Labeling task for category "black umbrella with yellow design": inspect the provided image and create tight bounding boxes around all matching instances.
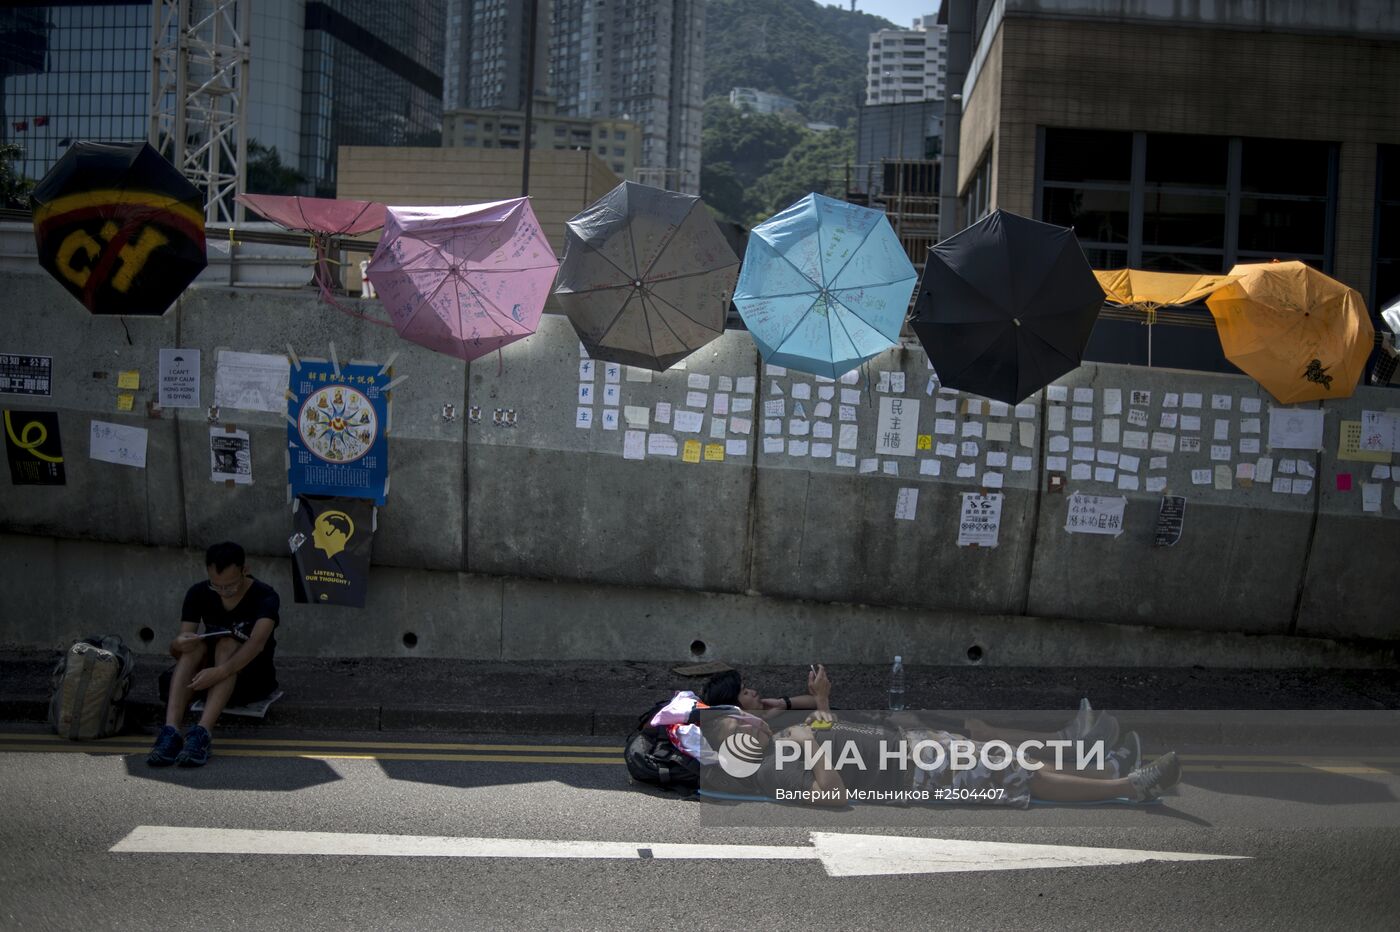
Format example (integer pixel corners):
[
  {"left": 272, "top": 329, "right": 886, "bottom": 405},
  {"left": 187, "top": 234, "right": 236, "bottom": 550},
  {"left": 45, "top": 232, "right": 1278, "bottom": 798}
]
[{"left": 30, "top": 141, "right": 206, "bottom": 316}]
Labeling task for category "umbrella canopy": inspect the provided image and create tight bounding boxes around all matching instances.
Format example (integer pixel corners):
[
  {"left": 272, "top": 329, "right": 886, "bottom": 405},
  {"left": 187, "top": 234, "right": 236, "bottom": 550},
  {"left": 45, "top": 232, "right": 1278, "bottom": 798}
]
[
  {"left": 1206, "top": 260, "right": 1374, "bottom": 404},
  {"left": 1095, "top": 269, "right": 1235, "bottom": 312},
  {"left": 239, "top": 193, "right": 386, "bottom": 296},
  {"left": 910, "top": 209, "right": 1104, "bottom": 405},
  {"left": 30, "top": 140, "right": 206, "bottom": 315},
  {"left": 366, "top": 198, "right": 558, "bottom": 362},
  {"left": 554, "top": 181, "right": 739, "bottom": 370},
  {"left": 733, "top": 193, "right": 916, "bottom": 379}
]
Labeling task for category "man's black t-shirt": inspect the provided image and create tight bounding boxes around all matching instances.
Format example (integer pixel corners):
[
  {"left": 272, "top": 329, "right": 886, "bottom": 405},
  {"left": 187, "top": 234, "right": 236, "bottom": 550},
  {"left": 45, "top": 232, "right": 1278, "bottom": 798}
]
[{"left": 181, "top": 579, "right": 280, "bottom": 696}]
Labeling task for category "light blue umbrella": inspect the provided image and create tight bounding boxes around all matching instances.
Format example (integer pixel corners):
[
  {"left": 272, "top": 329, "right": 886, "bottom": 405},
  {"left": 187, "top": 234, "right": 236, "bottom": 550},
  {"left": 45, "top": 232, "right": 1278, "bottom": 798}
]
[{"left": 734, "top": 193, "right": 917, "bottom": 378}]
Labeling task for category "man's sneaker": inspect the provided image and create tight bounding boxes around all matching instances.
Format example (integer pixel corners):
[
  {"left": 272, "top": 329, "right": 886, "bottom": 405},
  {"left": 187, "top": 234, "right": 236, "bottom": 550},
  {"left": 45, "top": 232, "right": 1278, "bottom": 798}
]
[
  {"left": 1109, "top": 731, "right": 1142, "bottom": 778},
  {"left": 146, "top": 725, "right": 184, "bottom": 767},
  {"left": 1058, "top": 698, "right": 1093, "bottom": 741},
  {"left": 175, "top": 725, "right": 212, "bottom": 767},
  {"left": 1128, "top": 751, "right": 1182, "bottom": 801}
]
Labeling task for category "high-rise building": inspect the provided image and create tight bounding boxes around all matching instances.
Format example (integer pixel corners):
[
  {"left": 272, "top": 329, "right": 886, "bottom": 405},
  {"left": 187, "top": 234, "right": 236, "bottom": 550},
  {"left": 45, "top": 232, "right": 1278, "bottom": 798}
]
[
  {"left": 443, "top": 96, "right": 639, "bottom": 179},
  {"left": 865, "top": 14, "right": 947, "bottom": 105},
  {"left": 548, "top": 0, "right": 704, "bottom": 193},
  {"left": 443, "top": 0, "right": 548, "bottom": 112},
  {"left": 0, "top": 1, "right": 445, "bottom": 201},
  {"left": 300, "top": 1, "right": 446, "bottom": 196}
]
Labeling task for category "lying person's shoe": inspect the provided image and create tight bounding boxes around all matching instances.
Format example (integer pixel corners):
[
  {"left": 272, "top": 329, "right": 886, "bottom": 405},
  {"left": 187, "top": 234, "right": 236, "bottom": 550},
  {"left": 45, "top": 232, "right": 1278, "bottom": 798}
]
[
  {"left": 1128, "top": 751, "right": 1182, "bottom": 801},
  {"left": 146, "top": 725, "right": 184, "bottom": 767},
  {"left": 1109, "top": 731, "right": 1141, "bottom": 778},
  {"left": 1080, "top": 711, "right": 1120, "bottom": 753},
  {"left": 176, "top": 725, "right": 212, "bottom": 767},
  {"left": 1058, "top": 698, "right": 1093, "bottom": 740}
]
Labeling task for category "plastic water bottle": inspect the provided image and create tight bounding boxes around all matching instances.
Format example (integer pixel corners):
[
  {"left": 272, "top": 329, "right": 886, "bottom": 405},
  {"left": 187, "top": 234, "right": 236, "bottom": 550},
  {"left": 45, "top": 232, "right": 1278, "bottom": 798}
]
[{"left": 888, "top": 655, "right": 906, "bottom": 711}]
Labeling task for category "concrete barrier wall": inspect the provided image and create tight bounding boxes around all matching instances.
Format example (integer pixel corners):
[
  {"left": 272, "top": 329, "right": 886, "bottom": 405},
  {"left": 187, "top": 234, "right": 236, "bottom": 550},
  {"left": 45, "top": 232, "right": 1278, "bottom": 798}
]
[{"left": 2, "top": 270, "right": 1398, "bottom": 652}]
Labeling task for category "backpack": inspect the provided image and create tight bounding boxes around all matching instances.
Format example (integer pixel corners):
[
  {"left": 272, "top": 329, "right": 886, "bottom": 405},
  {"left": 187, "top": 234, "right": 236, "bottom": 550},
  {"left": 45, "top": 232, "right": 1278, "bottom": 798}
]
[
  {"left": 48, "top": 636, "right": 136, "bottom": 740},
  {"left": 624, "top": 699, "right": 703, "bottom": 792}
]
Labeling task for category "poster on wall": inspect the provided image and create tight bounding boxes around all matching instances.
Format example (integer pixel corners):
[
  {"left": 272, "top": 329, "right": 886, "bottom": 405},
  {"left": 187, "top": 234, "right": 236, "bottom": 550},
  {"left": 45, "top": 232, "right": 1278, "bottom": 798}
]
[
  {"left": 289, "top": 495, "right": 374, "bottom": 607},
  {"left": 287, "top": 359, "right": 390, "bottom": 504},
  {"left": 209, "top": 427, "right": 252, "bottom": 485},
  {"left": 1064, "top": 491, "right": 1126, "bottom": 537},
  {"left": 0, "top": 354, "right": 52, "bottom": 396},
  {"left": 158, "top": 348, "right": 201, "bottom": 408},
  {"left": 4, "top": 409, "right": 65, "bottom": 485},
  {"left": 957, "top": 492, "right": 1002, "bottom": 547}
]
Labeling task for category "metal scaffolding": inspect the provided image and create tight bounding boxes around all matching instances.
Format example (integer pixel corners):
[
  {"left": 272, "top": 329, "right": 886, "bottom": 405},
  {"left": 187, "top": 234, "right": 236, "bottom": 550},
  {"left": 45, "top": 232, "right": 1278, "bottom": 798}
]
[{"left": 149, "top": 0, "right": 249, "bottom": 223}]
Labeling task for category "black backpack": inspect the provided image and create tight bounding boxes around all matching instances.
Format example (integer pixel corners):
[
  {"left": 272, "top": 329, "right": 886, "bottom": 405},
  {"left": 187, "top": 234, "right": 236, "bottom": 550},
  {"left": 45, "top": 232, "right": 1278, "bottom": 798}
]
[{"left": 624, "top": 699, "right": 704, "bottom": 792}]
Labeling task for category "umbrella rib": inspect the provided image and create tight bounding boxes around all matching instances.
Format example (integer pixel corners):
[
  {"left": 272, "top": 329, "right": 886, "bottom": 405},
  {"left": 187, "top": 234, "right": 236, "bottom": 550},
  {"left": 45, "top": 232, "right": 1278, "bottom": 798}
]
[
  {"left": 647, "top": 262, "right": 739, "bottom": 285},
  {"left": 397, "top": 268, "right": 460, "bottom": 337},
  {"left": 637, "top": 198, "right": 699, "bottom": 283},
  {"left": 830, "top": 278, "right": 916, "bottom": 335},
  {"left": 460, "top": 274, "right": 526, "bottom": 336},
  {"left": 752, "top": 232, "right": 826, "bottom": 292},
  {"left": 592, "top": 292, "right": 641, "bottom": 348},
  {"left": 822, "top": 217, "right": 885, "bottom": 289},
  {"left": 575, "top": 239, "right": 638, "bottom": 287},
  {"left": 647, "top": 288, "right": 724, "bottom": 335},
  {"left": 770, "top": 295, "right": 823, "bottom": 357},
  {"left": 643, "top": 293, "right": 691, "bottom": 356}
]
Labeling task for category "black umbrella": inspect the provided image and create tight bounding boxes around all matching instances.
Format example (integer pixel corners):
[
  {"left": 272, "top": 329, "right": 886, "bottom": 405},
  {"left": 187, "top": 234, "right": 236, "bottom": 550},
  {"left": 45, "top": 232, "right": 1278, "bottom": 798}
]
[
  {"left": 30, "top": 141, "right": 206, "bottom": 316},
  {"left": 911, "top": 209, "right": 1104, "bottom": 405}
]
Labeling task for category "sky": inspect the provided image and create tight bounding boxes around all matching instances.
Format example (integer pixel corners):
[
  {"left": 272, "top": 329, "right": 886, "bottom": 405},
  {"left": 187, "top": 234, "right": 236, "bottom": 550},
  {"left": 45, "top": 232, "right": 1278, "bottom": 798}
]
[{"left": 833, "top": 0, "right": 941, "bottom": 28}]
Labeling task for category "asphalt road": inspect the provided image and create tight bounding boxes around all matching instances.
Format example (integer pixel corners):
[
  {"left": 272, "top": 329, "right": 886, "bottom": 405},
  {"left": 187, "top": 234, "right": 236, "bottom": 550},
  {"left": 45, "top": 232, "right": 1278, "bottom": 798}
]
[{"left": 2, "top": 725, "right": 1398, "bottom": 931}]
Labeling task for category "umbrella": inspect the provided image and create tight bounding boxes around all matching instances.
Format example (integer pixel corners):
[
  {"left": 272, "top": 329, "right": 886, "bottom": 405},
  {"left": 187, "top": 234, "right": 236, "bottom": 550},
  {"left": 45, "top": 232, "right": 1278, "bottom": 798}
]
[
  {"left": 1094, "top": 268, "right": 1236, "bottom": 366},
  {"left": 554, "top": 181, "right": 739, "bottom": 370},
  {"left": 910, "top": 209, "right": 1104, "bottom": 405},
  {"left": 733, "top": 193, "right": 916, "bottom": 379},
  {"left": 366, "top": 198, "right": 558, "bottom": 362},
  {"left": 30, "top": 140, "right": 206, "bottom": 315},
  {"left": 1205, "top": 260, "right": 1374, "bottom": 404},
  {"left": 237, "top": 193, "right": 386, "bottom": 297}
]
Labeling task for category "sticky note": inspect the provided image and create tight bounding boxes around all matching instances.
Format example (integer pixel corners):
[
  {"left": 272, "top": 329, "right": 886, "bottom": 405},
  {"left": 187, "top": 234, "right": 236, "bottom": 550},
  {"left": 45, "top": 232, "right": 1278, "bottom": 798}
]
[
  {"left": 704, "top": 443, "right": 725, "bottom": 462},
  {"left": 682, "top": 440, "right": 702, "bottom": 463},
  {"left": 117, "top": 370, "right": 140, "bottom": 390},
  {"left": 116, "top": 393, "right": 135, "bottom": 411}
]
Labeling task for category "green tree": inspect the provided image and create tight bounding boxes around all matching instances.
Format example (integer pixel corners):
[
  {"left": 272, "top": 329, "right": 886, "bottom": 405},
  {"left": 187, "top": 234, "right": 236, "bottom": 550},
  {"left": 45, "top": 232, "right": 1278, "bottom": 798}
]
[
  {"left": 704, "top": 0, "right": 894, "bottom": 129},
  {"left": 748, "top": 126, "right": 856, "bottom": 224},
  {"left": 0, "top": 142, "right": 33, "bottom": 210},
  {"left": 245, "top": 140, "right": 306, "bottom": 195},
  {"left": 700, "top": 101, "right": 807, "bottom": 224}
]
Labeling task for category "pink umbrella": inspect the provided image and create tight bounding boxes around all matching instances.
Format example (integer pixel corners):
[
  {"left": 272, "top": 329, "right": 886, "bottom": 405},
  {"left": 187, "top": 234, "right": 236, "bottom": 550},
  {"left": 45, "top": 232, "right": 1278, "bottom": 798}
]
[
  {"left": 366, "top": 199, "right": 558, "bottom": 361},
  {"left": 237, "top": 194, "right": 387, "bottom": 296}
]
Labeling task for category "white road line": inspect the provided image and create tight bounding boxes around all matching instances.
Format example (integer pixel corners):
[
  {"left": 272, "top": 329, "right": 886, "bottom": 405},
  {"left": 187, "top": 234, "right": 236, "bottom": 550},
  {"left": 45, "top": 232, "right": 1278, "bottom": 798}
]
[{"left": 110, "top": 826, "right": 1248, "bottom": 877}]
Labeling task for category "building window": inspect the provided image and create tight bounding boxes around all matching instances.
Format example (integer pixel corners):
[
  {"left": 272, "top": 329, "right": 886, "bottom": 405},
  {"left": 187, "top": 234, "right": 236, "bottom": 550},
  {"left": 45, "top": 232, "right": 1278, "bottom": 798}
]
[
  {"left": 963, "top": 149, "right": 992, "bottom": 226},
  {"left": 1038, "top": 128, "right": 1335, "bottom": 275},
  {"left": 1376, "top": 145, "right": 1400, "bottom": 317}
]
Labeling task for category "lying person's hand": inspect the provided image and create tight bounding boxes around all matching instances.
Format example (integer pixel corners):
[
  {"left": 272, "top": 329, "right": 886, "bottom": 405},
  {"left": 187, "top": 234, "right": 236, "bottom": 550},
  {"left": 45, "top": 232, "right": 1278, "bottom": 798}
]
[
  {"left": 808, "top": 663, "right": 831, "bottom": 701},
  {"left": 805, "top": 710, "right": 834, "bottom": 727}
]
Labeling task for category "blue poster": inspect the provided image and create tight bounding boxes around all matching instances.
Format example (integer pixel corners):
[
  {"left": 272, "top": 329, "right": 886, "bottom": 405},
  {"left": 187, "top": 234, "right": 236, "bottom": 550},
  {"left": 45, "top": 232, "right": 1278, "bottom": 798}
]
[{"left": 287, "top": 360, "right": 390, "bottom": 504}]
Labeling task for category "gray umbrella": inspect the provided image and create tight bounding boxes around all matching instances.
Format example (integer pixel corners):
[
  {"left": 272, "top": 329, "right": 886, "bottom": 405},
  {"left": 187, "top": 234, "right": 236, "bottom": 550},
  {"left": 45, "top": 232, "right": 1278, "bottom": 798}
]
[{"left": 555, "top": 181, "right": 740, "bottom": 370}]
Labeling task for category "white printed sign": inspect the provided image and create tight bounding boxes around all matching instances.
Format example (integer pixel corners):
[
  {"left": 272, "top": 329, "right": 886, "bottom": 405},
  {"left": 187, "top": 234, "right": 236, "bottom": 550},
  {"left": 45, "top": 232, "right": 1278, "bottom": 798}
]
[
  {"left": 1064, "top": 492, "right": 1126, "bottom": 537},
  {"left": 875, "top": 397, "right": 920, "bottom": 457},
  {"left": 957, "top": 492, "right": 1003, "bottom": 547},
  {"left": 158, "top": 348, "right": 201, "bottom": 408}
]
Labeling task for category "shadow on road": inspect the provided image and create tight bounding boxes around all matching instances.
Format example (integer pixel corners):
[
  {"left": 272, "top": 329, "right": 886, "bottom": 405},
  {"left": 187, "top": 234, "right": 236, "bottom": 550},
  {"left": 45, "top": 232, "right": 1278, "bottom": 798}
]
[{"left": 122, "top": 754, "right": 343, "bottom": 792}]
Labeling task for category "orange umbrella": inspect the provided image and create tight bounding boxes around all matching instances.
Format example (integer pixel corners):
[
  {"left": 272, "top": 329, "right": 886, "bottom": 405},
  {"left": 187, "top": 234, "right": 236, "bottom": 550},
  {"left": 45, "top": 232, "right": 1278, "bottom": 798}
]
[
  {"left": 1094, "top": 269, "right": 1236, "bottom": 365},
  {"left": 1205, "top": 260, "right": 1374, "bottom": 404}
]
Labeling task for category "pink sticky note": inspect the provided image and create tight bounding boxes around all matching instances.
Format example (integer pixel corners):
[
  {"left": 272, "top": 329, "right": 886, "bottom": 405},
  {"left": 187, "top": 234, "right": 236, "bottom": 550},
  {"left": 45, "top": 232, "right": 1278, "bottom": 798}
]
[{"left": 1336, "top": 473, "right": 1353, "bottom": 492}]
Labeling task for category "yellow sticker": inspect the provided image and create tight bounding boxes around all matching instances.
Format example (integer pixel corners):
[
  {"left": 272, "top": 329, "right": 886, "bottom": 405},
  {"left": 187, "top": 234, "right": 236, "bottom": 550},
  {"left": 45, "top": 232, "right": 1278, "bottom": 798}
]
[
  {"left": 682, "top": 439, "right": 702, "bottom": 463},
  {"left": 916, "top": 434, "right": 932, "bottom": 450},
  {"left": 117, "top": 370, "right": 140, "bottom": 390},
  {"left": 1339, "top": 420, "right": 1390, "bottom": 463},
  {"left": 704, "top": 443, "right": 725, "bottom": 462},
  {"left": 115, "top": 393, "right": 135, "bottom": 411}
]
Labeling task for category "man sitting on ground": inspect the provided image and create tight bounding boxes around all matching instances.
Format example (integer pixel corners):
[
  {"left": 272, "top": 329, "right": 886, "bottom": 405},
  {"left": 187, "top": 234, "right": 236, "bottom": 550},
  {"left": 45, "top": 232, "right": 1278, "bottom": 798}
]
[{"left": 146, "top": 541, "right": 280, "bottom": 768}]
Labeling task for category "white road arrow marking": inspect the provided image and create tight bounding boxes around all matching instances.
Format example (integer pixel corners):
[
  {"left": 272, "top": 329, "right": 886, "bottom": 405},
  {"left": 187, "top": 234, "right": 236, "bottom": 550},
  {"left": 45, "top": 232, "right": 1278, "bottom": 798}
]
[{"left": 110, "top": 827, "right": 1248, "bottom": 877}]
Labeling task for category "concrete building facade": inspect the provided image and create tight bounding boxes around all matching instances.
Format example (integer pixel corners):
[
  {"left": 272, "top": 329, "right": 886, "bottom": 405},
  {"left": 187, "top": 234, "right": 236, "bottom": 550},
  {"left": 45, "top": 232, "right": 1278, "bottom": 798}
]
[
  {"left": 547, "top": 0, "right": 704, "bottom": 193},
  {"left": 442, "top": 97, "right": 640, "bottom": 180},
  {"left": 865, "top": 14, "right": 948, "bottom": 105},
  {"left": 939, "top": 0, "right": 1400, "bottom": 370},
  {"left": 443, "top": 0, "right": 549, "bottom": 112}
]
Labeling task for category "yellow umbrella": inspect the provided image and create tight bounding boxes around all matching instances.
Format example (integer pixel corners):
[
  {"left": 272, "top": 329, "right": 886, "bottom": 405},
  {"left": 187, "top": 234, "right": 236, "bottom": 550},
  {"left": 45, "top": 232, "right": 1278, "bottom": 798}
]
[
  {"left": 1094, "top": 269, "right": 1237, "bottom": 365},
  {"left": 1205, "top": 260, "right": 1374, "bottom": 404}
]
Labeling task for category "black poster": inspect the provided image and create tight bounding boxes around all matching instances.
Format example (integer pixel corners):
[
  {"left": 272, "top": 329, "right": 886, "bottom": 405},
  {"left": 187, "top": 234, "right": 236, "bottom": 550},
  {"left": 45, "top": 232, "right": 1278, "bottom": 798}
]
[
  {"left": 1153, "top": 495, "right": 1186, "bottom": 547},
  {"left": 289, "top": 496, "right": 373, "bottom": 607},
  {"left": 4, "top": 409, "right": 65, "bottom": 485}
]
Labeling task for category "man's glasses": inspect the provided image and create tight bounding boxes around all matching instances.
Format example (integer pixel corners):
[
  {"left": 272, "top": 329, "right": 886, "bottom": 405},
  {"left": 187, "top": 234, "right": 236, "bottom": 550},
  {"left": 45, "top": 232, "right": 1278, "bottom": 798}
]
[{"left": 207, "top": 579, "right": 243, "bottom": 595}]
